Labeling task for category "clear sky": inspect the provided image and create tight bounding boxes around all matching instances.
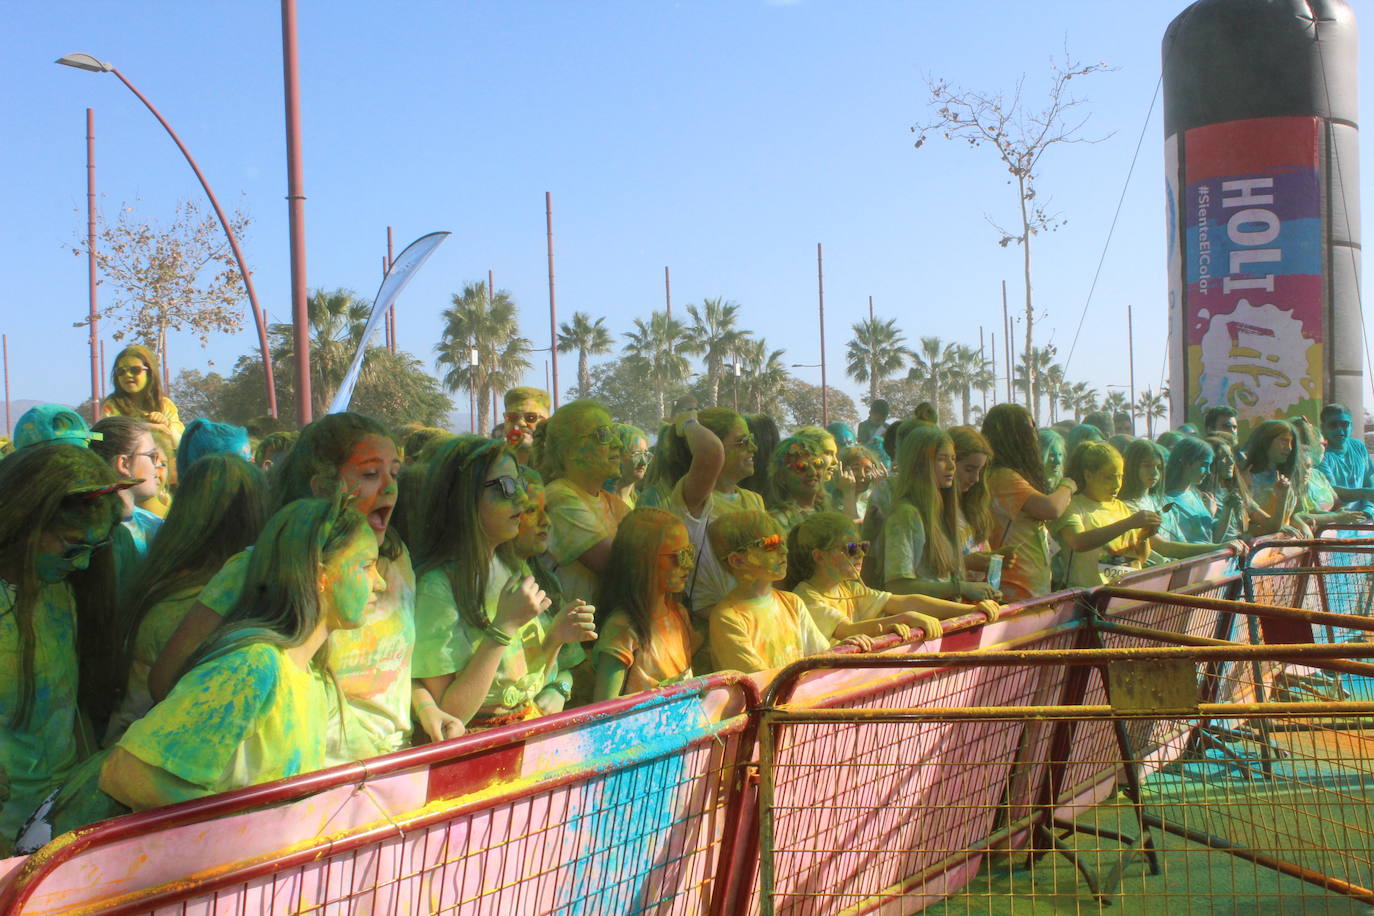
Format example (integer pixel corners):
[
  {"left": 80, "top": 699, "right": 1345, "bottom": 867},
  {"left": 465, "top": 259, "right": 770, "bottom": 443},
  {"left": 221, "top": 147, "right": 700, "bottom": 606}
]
[{"left": 2, "top": 1, "right": 1367, "bottom": 423}]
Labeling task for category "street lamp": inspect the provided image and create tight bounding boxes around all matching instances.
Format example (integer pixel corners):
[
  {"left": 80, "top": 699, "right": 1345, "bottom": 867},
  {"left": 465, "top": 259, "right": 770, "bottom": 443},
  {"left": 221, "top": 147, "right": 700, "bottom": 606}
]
[{"left": 56, "top": 52, "right": 280, "bottom": 419}]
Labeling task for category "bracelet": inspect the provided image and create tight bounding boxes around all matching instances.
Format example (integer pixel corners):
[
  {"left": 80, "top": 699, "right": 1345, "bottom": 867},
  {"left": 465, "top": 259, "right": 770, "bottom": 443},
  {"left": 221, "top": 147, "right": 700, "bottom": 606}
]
[{"left": 484, "top": 624, "right": 513, "bottom": 647}]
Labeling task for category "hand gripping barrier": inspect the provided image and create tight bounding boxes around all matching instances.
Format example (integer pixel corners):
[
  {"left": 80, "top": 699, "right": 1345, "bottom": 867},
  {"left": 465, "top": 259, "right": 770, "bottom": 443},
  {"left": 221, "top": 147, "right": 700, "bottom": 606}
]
[
  {"left": 0, "top": 674, "right": 760, "bottom": 916},
  {"left": 754, "top": 642, "right": 1374, "bottom": 914}
]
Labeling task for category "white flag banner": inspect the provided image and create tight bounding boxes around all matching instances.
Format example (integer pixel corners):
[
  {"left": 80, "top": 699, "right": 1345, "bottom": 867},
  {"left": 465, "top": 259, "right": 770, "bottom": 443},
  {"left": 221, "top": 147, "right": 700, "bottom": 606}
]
[{"left": 329, "top": 231, "right": 450, "bottom": 415}]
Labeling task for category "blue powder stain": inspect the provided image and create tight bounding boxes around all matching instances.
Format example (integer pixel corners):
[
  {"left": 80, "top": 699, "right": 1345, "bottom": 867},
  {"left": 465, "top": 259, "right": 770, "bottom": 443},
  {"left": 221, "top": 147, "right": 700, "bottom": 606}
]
[{"left": 555, "top": 690, "right": 718, "bottom": 914}]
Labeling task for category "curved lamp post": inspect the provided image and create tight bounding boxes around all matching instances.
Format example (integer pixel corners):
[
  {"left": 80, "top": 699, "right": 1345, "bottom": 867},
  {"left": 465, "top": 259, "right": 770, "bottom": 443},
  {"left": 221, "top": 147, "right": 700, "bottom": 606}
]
[{"left": 56, "top": 52, "right": 279, "bottom": 418}]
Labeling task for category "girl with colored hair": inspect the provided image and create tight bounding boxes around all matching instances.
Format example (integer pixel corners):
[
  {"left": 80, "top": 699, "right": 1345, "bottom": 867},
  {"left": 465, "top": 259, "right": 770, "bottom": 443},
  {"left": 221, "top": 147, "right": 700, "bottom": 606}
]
[
  {"left": 767, "top": 436, "right": 830, "bottom": 532},
  {"left": 591, "top": 507, "right": 699, "bottom": 699},
  {"left": 0, "top": 445, "right": 123, "bottom": 851},
  {"left": 981, "top": 404, "right": 1076, "bottom": 601},
  {"left": 1291, "top": 418, "right": 1367, "bottom": 531},
  {"left": 1038, "top": 429, "right": 1067, "bottom": 491},
  {"left": 948, "top": 425, "right": 1005, "bottom": 575},
  {"left": 412, "top": 436, "right": 596, "bottom": 728},
  {"left": 871, "top": 425, "right": 998, "bottom": 601},
  {"left": 539, "top": 400, "right": 630, "bottom": 606},
  {"left": 1052, "top": 442, "right": 1220, "bottom": 588},
  {"left": 104, "top": 455, "right": 268, "bottom": 743},
  {"left": 1239, "top": 420, "right": 1303, "bottom": 536},
  {"left": 150, "top": 411, "right": 459, "bottom": 760},
  {"left": 1159, "top": 436, "right": 1251, "bottom": 552},
  {"left": 101, "top": 344, "right": 184, "bottom": 446},
  {"left": 1200, "top": 436, "right": 1262, "bottom": 540},
  {"left": 787, "top": 512, "right": 998, "bottom": 648},
  {"left": 509, "top": 466, "right": 580, "bottom": 711},
  {"left": 609, "top": 424, "right": 650, "bottom": 509}
]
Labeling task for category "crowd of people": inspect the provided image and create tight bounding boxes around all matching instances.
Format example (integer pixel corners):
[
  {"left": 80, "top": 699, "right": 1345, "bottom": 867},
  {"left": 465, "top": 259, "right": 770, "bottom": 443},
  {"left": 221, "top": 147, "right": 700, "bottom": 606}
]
[{"left": 1, "top": 342, "right": 1371, "bottom": 855}]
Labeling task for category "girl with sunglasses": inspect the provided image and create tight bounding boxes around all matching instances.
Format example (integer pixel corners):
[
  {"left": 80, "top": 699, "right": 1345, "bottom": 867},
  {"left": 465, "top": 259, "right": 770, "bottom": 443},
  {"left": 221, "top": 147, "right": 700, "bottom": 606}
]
[
  {"left": 101, "top": 344, "right": 184, "bottom": 447},
  {"left": 609, "top": 424, "right": 651, "bottom": 510},
  {"left": 591, "top": 508, "right": 699, "bottom": 700},
  {"left": 150, "top": 412, "right": 460, "bottom": 761},
  {"left": 767, "top": 436, "right": 830, "bottom": 533},
  {"left": 786, "top": 512, "right": 997, "bottom": 649},
  {"left": 89, "top": 417, "right": 167, "bottom": 583},
  {"left": 706, "top": 510, "right": 856, "bottom": 676},
  {"left": 0, "top": 444, "right": 124, "bottom": 852},
  {"left": 413, "top": 437, "right": 596, "bottom": 728},
  {"left": 539, "top": 401, "right": 630, "bottom": 608}
]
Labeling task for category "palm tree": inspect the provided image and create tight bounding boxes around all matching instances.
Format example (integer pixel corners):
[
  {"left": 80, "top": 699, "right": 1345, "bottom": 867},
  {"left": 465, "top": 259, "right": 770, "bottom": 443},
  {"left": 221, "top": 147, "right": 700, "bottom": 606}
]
[
  {"left": 943, "top": 344, "right": 986, "bottom": 425},
  {"left": 623, "top": 309, "right": 697, "bottom": 420},
  {"left": 1060, "top": 380, "right": 1097, "bottom": 423},
  {"left": 1102, "top": 390, "right": 1130, "bottom": 431},
  {"left": 1015, "top": 345, "right": 1057, "bottom": 420},
  {"left": 435, "top": 281, "right": 532, "bottom": 434},
  {"left": 908, "top": 336, "right": 958, "bottom": 417},
  {"left": 1137, "top": 389, "right": 1167, "bottom": 437},
  {"left": 268, "top": 287, "right": 372, "bottom": 418},
  {"left": 685, "top": 298, "right": 750, "bottom": 406},
  {"left": 732, "top": 336, "right": 791, "bottom": 413},
  {"left": 845, "top": 317, "right": 913, "bottom": 403},
  {"left": 1041, "top": 362, "right": 1066, "bottom": 424},
  {"left": 557, "top": 311, "right": 613, "bottom": 400}
]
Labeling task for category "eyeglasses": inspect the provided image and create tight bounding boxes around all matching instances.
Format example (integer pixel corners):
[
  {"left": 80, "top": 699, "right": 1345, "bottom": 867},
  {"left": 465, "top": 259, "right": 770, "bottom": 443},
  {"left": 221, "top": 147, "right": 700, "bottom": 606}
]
[
  {"left": 841, "top": 541, "right": 870, "bottom": 558},
  {"left": 731, "top": 434, "right": 758, "bottom": 451},
  {"left": 629, "top": 450, "right": 652, "bottom": 465},
  {"left": 737, "top": 533, "right": 784, "bottom": 554},
  {"left": 585, "top": 425, "right": 615, "bottom": 444},
  {"left": 129, "top": 449, "right": 166, "bottom": 469},
  {"left": 661, "top": 546, "right": 696, "bottom": 567},
  {"left": 505, "top": 411, "right": 543, "bottom": 427},
  {"left": 54, "top": 532, "right": 112, "bottom": 562},
  {"left": 483, "top": 475, "right": 523, "bottom": 500},
  {"left": 115, "top": 365, "right": 148, "bottom": 377}
]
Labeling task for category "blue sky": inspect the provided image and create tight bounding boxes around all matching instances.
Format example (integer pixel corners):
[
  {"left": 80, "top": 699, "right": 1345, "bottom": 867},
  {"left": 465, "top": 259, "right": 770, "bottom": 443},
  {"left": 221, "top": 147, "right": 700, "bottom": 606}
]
[{"left": 2, "top": 1, "right": 1367, "bottom": 424}]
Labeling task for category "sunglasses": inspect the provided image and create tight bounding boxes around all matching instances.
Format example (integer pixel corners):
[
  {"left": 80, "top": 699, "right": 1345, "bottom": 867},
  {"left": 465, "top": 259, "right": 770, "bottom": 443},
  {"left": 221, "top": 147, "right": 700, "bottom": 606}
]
[
  {"left": 115, "top": 365, "right": 149, "bottom": 377},
  {"left": 661, "top": 546, "right": 696, "bottom": 567},
  {"left": 731, "top": 434, "right": 758, "bottom": 450},
  {"left": 789, "top": 458, "right": 825, "bottom": 473},
  {"left": 505, "top": 411, "right": 543, "bottom": 427},
  {"left": 629, "top": 450, "right": 652, "bottom": 465},
  {"left": 737, "top": 533, "right": 784, "bottom": 554},
  {"left": 840, "top": 541, "right": 870, "bottom": 558},
  {"left": 586, "top": 425, "right": 616, "bottom": 444},
  {"left": 54, "top": 532, "right": 112, "bottom": 562},
  {"left": 483, "top": 475, "right": 523, "bottom": 500}
]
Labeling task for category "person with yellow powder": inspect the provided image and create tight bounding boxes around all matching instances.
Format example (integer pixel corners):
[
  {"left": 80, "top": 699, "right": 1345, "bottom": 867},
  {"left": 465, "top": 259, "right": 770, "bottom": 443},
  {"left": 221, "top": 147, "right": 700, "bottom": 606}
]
[
  {"left": 591, "top": 507, "right": 700, "bottom": 699},
  {"left": 785, "top": 512, "right": 1000, "bottom": 647},
  {"left": 707, "top": 510, "right": 860, "bottom": 676},
  {"left": 101, "top": 344, "right": 185, "bottom": 447},
  {"left": 500, "top": 386, "right": 550, "bottom": 466}
]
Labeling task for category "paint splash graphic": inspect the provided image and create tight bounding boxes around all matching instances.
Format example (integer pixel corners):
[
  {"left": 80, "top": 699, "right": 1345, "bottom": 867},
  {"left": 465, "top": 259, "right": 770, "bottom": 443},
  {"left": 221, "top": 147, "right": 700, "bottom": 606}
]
[{"left": 1194, "top": 298, "right": 1317, "bottom": 416}]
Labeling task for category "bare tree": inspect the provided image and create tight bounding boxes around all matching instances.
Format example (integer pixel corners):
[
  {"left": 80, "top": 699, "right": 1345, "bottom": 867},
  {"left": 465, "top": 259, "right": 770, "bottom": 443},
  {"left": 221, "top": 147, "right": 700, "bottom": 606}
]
[
  {"left": 74, "top": 199, "right": 249, "bottom": 375},
  {"left": 913, "top": 52, "right": 1111, "bottom": 416}
]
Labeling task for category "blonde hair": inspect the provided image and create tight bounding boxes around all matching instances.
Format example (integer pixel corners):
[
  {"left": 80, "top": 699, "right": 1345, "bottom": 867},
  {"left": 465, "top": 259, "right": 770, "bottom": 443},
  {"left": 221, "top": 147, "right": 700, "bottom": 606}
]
[
  {"left": 708, "top": 509, "right": 783, "bottom": 560},
  {"left": 1064, "top": 441, "right": 1123, "bottom": 493},
  {"left": 504, "top": 387, "right": 551, "bottom": 411}
]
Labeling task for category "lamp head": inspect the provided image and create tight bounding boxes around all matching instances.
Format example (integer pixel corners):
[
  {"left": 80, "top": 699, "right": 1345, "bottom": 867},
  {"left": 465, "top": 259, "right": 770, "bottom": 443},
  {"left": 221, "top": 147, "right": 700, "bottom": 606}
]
[{"left": 56, "top": 53, "right": 111, "bottom": 73}]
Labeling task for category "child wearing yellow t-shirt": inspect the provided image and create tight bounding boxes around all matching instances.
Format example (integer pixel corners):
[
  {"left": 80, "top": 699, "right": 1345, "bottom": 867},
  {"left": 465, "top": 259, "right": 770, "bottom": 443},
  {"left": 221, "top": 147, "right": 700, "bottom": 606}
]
[{"left": 707, "top": 510, "right": 858, "bottom": 675}]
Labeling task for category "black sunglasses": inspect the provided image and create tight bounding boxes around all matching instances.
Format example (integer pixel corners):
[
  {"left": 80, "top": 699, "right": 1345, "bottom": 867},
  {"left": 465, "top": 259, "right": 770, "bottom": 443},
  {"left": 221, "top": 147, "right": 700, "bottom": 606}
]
[{"left": 483, "top": 475, "right": 523, "bottom": 500}]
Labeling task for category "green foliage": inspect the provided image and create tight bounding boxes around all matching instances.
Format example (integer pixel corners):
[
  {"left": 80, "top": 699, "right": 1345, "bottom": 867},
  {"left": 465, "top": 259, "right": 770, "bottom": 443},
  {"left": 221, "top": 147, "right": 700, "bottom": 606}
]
[
  {"left": 557, "top": 311, "right": 614, "bottom": 400},
  {"left": 778, "top": 379, "right": 858, "bottom": 430},
  {"left": 845, "top": 317, "right": 913, "bottom": 402},
  {"left": 581, "top": 357, "right": 687, "bottom": 431},
  {"left": 435, "top": 281, "right": 532, "bottom": 433}
]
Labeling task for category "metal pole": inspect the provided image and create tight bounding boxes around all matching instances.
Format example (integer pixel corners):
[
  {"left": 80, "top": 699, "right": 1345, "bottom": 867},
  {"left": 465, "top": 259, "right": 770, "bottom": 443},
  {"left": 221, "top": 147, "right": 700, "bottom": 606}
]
[
  {"left": 85, "top": 108, "right": 102, "bottom": 421},
  {"left": 817, "top": 243, "right": 828, "bottom": 426},
  {"left": 381, "top": 254, "right": 390, "bottom": 351},
  {"left": 386, "top": 225, "right": 396, "bottom": 354},
  {"left": 545, "top": 192, "right": 559, "bottom": 408},
  {"left": 99, "top": 340, "right": 106, "bottom": 404},
  {"left": 1128, "top": 303, "right": 1137, "bottom": 434},
  {"left": 990, "top": 331, "right": 997, "bottom": 414},
  {"left": 3, "top": 334, "right": 10, "bottom": 437},
  {"left": 281, "top": 0, "right": 310, "bottom": 426},
  {"left": 979, "top": 327, "right": 987, "bottom": 416},
  {"left": 868, "top": 295, "right": 874, "bottom": 323},
  {"left": 101, "top": 71, "right": 278, "bottom": 419},
  {"left": 1002, "top": 281, "right": 1013, "bottom": 404},
  {"left": 664, "top": 265, "right": 671, "bottom": 316},
  {"left": 545, "top": 360, "right": 550, "bottom": 394}
]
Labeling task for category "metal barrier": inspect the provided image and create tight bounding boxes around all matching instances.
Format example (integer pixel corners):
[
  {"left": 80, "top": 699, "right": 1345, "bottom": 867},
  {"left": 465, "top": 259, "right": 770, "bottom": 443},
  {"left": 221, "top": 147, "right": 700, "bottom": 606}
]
[
  {"left": 0, "top": 675, "right": 759, "bottom": 916},
  {"left": 756, "top": 644, "right": 1374, "bottom": 914}
]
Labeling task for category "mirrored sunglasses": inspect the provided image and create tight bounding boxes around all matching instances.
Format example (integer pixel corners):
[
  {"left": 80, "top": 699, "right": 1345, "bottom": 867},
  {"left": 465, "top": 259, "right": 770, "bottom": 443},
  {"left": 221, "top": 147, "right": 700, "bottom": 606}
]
[
  {"left": 842, "top": 541, "right": 870, "bottom": 558},
  {"left": 740, "top": 533, "right": 784, "bottom": 553},
  {"left": 505, "top": 411, "right": 543, "bottom": 427},
  {"left": 661, "top": 546, "right": 696, "bottom": 567},
  {"left": 483, "top": 475, "right": 523, "bottom": 500},
  {"left": 115, "top": 365, "right": 148, "bottom": 377}
]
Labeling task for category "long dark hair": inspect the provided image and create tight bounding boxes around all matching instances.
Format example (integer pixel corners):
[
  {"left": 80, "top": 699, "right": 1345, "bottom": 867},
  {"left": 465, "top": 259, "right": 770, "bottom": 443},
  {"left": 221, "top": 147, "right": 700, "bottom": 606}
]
[
  {"left": 1164, "top": 435, "right": 1214, "bottom": 493},
  {"left": 1241, "top": 419, "right": 1300, "bottom": 477},
  {"left": 982, "top": 403, "right": 1048, "bottom": 492},
  {"left": 658, "top": 407, "right": 746, "bottom": 487},
  {"left": 412, "top": 436, "right": 517, "bottom": 631},
  {"left": 103, "top": 344, "right": 165, "bottom": 416},
  {"left": 180, "top": 497, "right": 368, "bottom": 681},
  {"left": 595, "top": 507, "right": 685, "bottom": 643},
  {"left": 270, "top": 412, "right": 401, "bottom": 560},
  {"left": 0, "top": 444, "right": 122, "bottom": 727},
  {"left": 117, "top": 454, "right": 267, "bottom": 682},
  {"left": 89, "top": 416, "right": 153, "bottom": 466},
  {"left": 1119, "top": 438, "right": 1167, "bottom": 503}
]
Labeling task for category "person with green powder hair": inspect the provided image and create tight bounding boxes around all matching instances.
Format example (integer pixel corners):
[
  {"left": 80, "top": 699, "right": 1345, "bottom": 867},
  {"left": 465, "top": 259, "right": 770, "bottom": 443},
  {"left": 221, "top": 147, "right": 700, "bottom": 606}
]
[
  {"left": 101, "top": 344, "right": 184, "bottom": 447},
  {"left": 0, "top": 445, "right": 124, "bottom": 853}
]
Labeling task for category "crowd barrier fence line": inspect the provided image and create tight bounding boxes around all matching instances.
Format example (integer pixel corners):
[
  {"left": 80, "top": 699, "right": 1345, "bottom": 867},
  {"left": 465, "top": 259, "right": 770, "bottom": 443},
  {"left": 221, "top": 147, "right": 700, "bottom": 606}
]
[{"left": 3, "top": 536, "right": 1374, "bottom": 914}]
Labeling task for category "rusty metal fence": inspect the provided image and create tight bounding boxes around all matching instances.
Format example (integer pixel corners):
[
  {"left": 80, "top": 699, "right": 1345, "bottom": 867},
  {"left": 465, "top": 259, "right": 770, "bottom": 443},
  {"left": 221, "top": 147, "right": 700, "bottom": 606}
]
[{"left": 756, "top": 643, "right": 1374, "bottom": 915}]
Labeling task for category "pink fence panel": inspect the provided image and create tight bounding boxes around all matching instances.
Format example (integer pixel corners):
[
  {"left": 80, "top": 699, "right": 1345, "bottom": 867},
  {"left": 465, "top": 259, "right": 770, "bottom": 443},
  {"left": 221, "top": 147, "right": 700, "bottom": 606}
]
[{"left": 0, "top": 676, "right": 757, "bottom": 916}]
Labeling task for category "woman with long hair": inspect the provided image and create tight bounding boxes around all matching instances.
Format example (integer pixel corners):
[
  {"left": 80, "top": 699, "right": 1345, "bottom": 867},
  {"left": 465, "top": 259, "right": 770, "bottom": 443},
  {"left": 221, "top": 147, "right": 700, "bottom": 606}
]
[
  {"left": 767, "top": 436, "right": 828, "bottom": 532},
  {"left": 89, "top": 416, "right": 167, "bottom": 581},
  {"left": 948, "top": 425, "right": 1007, "bottom": 577},
  {"left": 1239, "top": 420, "right": 1303, "bottom": 536},
  {"left": 871, "top": 425, "right": 998, "bottom": 601},
  {"left": 100, "top": 344, "right": 184, "bottom": 446},
  {"left": 104, "top": 454, "right": 268, "bottom": 743},
  {"left": 412, "top": 436, "right": 595, "bottom": 728},
  {"left": 0, "top": 445, "right": 124, "bottom": 850},
  {"left": 981, "top": 403, "right": 1076, "bottom": 601},
  {"left": 1200, "top": 436, "right": 1262, "bottom": 539},
  {"left": 1119, "top": 438, "right": 1167, "bottom": 513}
]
